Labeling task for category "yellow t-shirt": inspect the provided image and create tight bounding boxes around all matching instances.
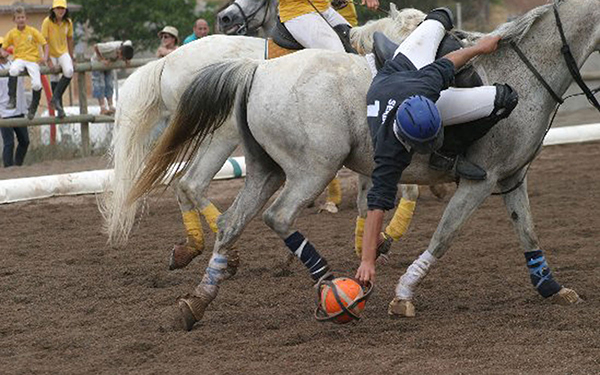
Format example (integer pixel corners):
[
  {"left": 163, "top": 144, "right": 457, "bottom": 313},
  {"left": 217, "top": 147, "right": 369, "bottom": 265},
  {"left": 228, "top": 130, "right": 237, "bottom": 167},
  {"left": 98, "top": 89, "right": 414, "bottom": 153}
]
[
  {"left": 4, "top": 26, "right": 47, "bottom": 62},
  {"left": 337, "top": 1, "right": 358, "bottom": 27},
  {"left": 279, "top": 0, "right": 330, "bottom": 23},
  {"left": 41, "top": 17, "right": 73, "bottom": 58}
]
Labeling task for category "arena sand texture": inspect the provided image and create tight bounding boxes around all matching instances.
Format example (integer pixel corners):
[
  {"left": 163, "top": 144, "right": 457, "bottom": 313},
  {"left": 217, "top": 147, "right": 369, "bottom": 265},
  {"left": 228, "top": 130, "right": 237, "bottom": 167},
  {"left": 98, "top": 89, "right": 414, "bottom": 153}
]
[{"left": 1, "top": 141, "right": 599, "bottom": 374}]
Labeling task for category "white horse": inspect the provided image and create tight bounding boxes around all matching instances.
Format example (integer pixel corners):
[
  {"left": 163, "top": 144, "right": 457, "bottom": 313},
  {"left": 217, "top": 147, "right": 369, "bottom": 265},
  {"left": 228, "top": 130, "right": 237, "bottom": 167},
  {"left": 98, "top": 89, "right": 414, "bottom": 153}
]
[
  {"left": 102, "top": 5, "right": 427, "bottom": 268},
  {"left": 128, "top": 0, "right": 598, "bottom": 331}
]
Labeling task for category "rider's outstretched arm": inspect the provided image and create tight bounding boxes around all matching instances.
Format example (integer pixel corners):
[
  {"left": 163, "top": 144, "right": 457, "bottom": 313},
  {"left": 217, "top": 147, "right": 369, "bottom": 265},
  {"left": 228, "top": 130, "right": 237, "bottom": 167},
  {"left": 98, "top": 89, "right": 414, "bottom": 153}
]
[{"left": 444, "top": 35, "right": 501, "bottom": 69}]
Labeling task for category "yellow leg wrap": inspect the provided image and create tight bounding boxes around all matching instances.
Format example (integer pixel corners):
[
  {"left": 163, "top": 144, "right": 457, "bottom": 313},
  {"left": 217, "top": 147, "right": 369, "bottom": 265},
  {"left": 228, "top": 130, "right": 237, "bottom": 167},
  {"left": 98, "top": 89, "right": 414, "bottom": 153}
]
[
  {"left": 384, "top": 198, "right": 417, "bottom": 241},
  {"left": 354, "top": 216, "right": 365, "bottom": 258},
  {"left": 182, "top": 210, "right": 204, "bottom": 252},
  {"left": 201, "top": 203, "right": 221, "bottom": 233},
  {"left": 326, "top": 177, "right": 342, "bottom": 205}
]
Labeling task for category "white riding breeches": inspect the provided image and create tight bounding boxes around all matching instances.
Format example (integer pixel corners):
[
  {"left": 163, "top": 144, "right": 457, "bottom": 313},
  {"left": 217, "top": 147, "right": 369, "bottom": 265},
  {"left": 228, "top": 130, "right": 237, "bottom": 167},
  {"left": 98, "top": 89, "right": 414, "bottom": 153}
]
[
  {"left": 284, "top": 7, "right": 350, "bottom": 52},
  {"left": 436, "top": 86, "right": 496, "bottom": 125},
  {"left": 50, "top": 53, "right": 74, "bottom": 81},
  {"left": 394, "top": 19, "right": 497, "bottom": 125},
  {"left": 9, "top": 59, "right": 42, "bottom": 91},
  {"left": 393, "top": 19, "right": 446, "bottom": 69}
]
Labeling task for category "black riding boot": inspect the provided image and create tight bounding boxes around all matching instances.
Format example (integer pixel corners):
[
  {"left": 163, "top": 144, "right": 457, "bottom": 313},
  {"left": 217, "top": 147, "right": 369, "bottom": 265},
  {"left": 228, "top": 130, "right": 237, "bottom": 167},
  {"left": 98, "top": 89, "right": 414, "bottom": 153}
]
[
  {"left": 425, "top": 7, "right": 454, "bottom": 31},
  {"left": 27, "top": 89, "right": 42, "bottom": 120},
  {"left": 430, "top": 84, "right": 519, "bottom": 181},
  {"left": 50, "top": 76, "right": 71, "bottom": 118},
  {"left": 7, "top": 76, "right": 18, "bottom": 109}
]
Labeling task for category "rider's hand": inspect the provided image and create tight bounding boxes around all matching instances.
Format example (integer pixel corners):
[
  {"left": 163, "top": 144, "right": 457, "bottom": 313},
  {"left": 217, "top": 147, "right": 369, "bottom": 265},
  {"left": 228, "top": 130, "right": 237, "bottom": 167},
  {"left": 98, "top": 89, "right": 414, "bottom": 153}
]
[
  {"left": 355, "top": 260, "right": 376, "bottom": 284},
  {"left": 361, "top": 0, "right": 379, "bottom": 11},
  {"left": 46, "top": 59, "right": 54, "bottom": 68},
  {"left": 476, "top": 35, "right": 502, "bottom": 55}
]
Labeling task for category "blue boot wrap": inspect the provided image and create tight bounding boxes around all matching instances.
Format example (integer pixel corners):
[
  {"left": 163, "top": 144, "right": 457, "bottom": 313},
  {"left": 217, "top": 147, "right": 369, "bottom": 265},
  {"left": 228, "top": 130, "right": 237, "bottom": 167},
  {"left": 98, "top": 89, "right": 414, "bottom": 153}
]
[
  {"left": 524, "top": 250, "right": 562, "bottom": 298},
  {"left": 285, "top": 231, "right": 332, "bottom": 282}
]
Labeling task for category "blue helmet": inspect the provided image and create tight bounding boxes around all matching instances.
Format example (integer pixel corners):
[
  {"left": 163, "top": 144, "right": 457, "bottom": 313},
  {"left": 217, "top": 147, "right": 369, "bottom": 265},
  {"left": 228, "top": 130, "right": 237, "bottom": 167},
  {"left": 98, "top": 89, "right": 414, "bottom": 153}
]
[{"left": 393, "top": 95, "right": 443, "bottom": 154}]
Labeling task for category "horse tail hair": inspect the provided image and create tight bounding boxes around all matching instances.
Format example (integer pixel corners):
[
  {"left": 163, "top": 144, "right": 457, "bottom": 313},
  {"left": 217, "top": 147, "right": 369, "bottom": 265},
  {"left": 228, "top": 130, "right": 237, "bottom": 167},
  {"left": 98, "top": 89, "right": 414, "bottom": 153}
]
[
  {"left": 127, "top": 58, "right": 260, "bottom": 206},
  {"left": 100, "top": 57, "right": 167, "bottom": 247}
]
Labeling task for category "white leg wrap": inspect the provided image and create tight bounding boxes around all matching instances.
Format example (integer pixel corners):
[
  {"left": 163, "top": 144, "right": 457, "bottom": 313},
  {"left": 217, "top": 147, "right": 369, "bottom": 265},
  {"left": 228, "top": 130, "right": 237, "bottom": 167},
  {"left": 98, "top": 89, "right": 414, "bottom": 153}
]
[
  {"left": 196, "top": 253, "right": 228, "bottom": 299},
  {"left": 395, "top": 251, "right": 437, "bottom": 300}
]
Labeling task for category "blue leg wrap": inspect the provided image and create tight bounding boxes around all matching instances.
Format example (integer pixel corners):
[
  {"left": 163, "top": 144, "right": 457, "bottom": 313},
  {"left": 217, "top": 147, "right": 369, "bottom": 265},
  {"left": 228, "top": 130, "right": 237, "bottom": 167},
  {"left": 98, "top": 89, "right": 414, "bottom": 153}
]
[
  {"left": 284, "top": 231, "right": 332, "bottom": 281},
  {"left": 524, "top": 250, "right": 562, "bottom": 298}
]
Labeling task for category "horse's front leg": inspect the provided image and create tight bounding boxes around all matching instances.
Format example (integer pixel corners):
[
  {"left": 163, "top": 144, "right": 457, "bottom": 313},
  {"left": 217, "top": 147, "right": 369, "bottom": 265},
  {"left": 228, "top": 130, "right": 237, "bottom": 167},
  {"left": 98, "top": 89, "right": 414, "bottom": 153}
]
[
  {"left": 389, "top": 178, "right": 495, "bottom": 317},
  {"left": 353, "top": 175, "right": 418, "bottom": 261},
  {"left": 500, "top": 174, "right": 581, "bottom": 305}
]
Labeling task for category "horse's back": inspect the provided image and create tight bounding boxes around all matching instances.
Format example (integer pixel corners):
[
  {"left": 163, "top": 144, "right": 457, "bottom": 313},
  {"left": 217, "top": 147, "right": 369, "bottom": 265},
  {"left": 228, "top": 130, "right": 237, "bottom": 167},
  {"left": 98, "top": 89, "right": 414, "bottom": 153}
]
[{"left": 161, "top": 35, "right": 266, "bottom": 110}]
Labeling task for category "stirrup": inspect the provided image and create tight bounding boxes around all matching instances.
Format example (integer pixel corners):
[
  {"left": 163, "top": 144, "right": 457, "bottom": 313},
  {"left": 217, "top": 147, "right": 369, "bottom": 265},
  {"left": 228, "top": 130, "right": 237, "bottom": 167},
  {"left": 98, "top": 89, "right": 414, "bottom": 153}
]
[{"left": 429, "top": 152, "right": 487, "bottom": 180}]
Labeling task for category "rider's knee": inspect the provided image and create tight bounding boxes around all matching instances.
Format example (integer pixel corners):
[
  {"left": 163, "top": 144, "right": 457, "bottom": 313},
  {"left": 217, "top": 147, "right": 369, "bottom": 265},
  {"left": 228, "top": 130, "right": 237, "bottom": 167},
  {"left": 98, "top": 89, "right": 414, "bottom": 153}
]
[{"left": 493, "top": 83, "right": 519, "bottom": 120}]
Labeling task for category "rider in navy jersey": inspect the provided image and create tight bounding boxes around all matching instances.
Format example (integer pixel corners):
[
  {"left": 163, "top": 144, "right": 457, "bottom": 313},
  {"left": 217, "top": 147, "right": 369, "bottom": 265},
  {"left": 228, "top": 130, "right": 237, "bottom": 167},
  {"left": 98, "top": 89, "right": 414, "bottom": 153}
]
[{"left": 357, "top": 8, "right": 519, "bottom": 283}]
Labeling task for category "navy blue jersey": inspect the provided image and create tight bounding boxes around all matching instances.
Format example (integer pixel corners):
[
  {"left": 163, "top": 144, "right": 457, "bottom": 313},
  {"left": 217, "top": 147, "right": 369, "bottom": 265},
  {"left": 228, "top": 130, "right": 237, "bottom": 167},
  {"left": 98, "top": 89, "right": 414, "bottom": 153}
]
[{"left": 366, "top": 53, "right": 455, "bottom": 211}]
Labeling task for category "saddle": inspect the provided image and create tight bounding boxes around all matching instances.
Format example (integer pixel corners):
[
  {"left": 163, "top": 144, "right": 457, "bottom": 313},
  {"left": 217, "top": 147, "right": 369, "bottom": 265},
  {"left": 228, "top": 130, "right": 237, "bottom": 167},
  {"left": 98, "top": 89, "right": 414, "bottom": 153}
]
[
  {"left": 267, "top": 18, "right": 357, "bottom": 59},
  {"left": 372, "top": 31, "right": 483, "bottom": 88}
]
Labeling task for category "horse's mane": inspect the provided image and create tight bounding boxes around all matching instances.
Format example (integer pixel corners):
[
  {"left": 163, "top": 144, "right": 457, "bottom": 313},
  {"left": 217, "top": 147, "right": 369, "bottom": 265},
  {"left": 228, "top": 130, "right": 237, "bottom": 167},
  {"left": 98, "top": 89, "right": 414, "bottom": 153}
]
[
  {"left": 350, "top": 4, "right": 425, "bottom": 54},
  {"left": 492, "top": 0, "right": 563, "bottom": 43},
  {"left": 430, "top": 0, "right": 563, "bottom": 54}
]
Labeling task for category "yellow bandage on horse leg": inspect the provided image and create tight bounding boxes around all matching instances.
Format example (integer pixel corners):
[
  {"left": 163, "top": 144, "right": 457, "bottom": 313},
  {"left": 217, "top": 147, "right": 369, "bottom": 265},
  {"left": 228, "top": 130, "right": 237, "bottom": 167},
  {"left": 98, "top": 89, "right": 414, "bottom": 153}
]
[
  {"left": 354, "top": 216, "right": 365, "bottom": 258},
  {"left": 182, "top": 210, "right": 204, "bottom": 252},
  {"left": 385, "top": 198, "right": 417, "bottom": 241},
  {"left": 326, "top": 177, "right": 342, "bottom": 206},
  {"left": 201, "top": 203, "right": 221, "bottom": 233}
]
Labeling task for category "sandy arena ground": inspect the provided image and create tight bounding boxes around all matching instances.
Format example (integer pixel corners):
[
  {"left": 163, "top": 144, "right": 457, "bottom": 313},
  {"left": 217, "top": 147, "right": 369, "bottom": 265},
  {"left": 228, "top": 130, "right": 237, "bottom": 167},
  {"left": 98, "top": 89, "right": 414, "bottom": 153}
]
[{"left": 1, "top": 132, "right": 600, "bottom": 373}]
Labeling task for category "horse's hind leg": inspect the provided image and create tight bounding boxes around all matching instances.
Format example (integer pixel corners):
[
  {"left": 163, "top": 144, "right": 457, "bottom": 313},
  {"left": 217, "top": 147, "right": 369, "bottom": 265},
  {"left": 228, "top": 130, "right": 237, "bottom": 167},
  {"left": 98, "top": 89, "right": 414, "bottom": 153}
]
[
  {"left": 320, "top": 175, "right": 343, "bottom": 214},
  {"left": 169, "top": 124, "right": 239, "bottom": 270},
  {"left": 169, "top": 185, "right": 207, "bottom": 270},
  {"left": 263, "top": 171, "right": 339, "bottom": 283},
  {"left": 500, "top": 174, "right": 581, "bottom": 305},
  {"left": 389, "top": 179, "right": 495, "bottom": 317},
  {"left": 177, "top": 156, "right": 284, "bottom": 331}
]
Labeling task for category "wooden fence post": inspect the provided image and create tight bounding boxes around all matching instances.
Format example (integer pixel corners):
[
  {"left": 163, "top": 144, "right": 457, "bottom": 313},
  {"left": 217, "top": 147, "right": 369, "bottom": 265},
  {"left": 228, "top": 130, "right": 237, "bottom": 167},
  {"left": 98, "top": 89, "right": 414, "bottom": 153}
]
[{"left": 77, "top": 53, "right": 90, "bottom": 156}]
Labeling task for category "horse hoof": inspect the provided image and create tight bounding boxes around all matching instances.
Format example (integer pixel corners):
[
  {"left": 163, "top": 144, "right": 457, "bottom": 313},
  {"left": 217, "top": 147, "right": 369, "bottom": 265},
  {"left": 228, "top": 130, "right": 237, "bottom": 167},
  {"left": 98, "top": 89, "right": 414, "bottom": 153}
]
[
  {"left": 178, "top": 295, "right": 207, "bottom": 331},
  {"left": 552, "top": 287, "right": 582, "bottom": 305},
  {"left": 388, "top": 297, "right": 416, "bottom": 318},
  {"left": 169, "top": 244, "right": 200, "bottom": 270},
  {"left": 319, "top": 201, "right": 339, "bottom": 214},
  {"left": 428, "top": 184, "right": 448, "bottom": 200}
]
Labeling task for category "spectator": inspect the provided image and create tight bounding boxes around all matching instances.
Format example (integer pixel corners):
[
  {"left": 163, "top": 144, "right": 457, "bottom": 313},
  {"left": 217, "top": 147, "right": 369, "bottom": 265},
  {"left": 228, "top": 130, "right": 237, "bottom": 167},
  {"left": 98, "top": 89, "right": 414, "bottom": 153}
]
[
  {"left": 0, "top": 39, "right": 29, "bottom": 167},
  {"left": 156, "top": 26, "right": 179, "bottom": 58},
  {"left": 183, "top": 19, "right": 209, "bottom": 45},
  {"left": 3, "top": 6, "right": 49, "bottom": 120},
  {"left": 42, "top": 0, "right": 75, "bottom": 119},
  {"left": 91, "top": 40, "right": 133, "bottom": 115}
]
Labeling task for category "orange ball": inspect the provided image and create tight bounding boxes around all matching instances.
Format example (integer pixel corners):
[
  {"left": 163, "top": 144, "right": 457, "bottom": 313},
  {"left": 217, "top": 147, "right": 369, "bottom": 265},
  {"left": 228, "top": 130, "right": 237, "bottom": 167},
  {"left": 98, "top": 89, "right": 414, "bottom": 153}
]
[{"left": 320, "top": 277, "right": 366, "bottom": 324}]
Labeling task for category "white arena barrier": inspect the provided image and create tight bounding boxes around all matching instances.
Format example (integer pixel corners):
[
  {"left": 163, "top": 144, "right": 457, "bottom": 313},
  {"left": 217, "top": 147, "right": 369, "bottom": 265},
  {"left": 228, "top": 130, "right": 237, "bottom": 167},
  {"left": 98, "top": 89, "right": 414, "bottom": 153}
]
[
  {"left": 1, "top": 123, "right": 600, "bottom": 205},
  {"left": 542, "top": 123, "right": 600, "bottom": 146},
  {"left": 0, "top": 157, "right": 246, "bottom": 204}
]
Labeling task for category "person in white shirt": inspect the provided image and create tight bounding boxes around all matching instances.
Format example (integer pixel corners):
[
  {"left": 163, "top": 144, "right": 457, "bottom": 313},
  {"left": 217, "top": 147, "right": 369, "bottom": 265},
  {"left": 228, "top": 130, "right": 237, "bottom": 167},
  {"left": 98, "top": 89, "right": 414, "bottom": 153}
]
[{"left": 91, "top": 40, "right": 133, "bottom": 115}]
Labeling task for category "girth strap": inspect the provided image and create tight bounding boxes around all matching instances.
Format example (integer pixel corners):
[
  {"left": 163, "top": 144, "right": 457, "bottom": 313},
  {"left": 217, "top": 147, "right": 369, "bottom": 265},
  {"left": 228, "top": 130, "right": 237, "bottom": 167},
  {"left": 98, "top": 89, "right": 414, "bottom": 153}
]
[{"left": 510, "top": 41, "right": 563, "bottom": 104}]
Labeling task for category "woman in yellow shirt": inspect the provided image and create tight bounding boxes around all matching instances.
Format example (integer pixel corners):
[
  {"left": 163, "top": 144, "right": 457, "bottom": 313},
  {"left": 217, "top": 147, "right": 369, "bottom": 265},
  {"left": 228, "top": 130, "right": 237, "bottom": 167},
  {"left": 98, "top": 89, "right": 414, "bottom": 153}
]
[{"left": 41, "top": 0, "right": 74, "bottom": 118}]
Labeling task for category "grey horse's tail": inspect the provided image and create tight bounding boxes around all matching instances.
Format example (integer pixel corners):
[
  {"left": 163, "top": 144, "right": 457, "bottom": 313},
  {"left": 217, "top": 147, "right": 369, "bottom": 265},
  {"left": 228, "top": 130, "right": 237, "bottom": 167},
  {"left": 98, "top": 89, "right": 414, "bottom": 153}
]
[{"left": 128, "top": 59, "right": 259, "bottom": 204}]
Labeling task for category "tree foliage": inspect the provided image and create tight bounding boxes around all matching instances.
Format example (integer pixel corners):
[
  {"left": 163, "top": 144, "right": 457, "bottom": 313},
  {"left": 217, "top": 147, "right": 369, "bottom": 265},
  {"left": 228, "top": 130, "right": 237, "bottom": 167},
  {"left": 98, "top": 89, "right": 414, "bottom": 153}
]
[
  {"left": 357, "top": 0, "right": 503, "bottom": 30},
  {"left": 74, "top": 0, "right": 219, "bottom": 50}
]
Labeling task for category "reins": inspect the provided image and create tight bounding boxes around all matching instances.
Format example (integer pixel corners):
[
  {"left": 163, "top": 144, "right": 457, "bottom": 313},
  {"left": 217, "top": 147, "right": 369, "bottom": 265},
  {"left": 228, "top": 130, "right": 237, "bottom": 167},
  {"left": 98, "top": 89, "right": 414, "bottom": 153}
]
[
  {"left": 230, "top": 0, "right": 270, "bottom": 35},
  {"left": 494, "top": 3, "right": 600, "bottom": 196}
]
